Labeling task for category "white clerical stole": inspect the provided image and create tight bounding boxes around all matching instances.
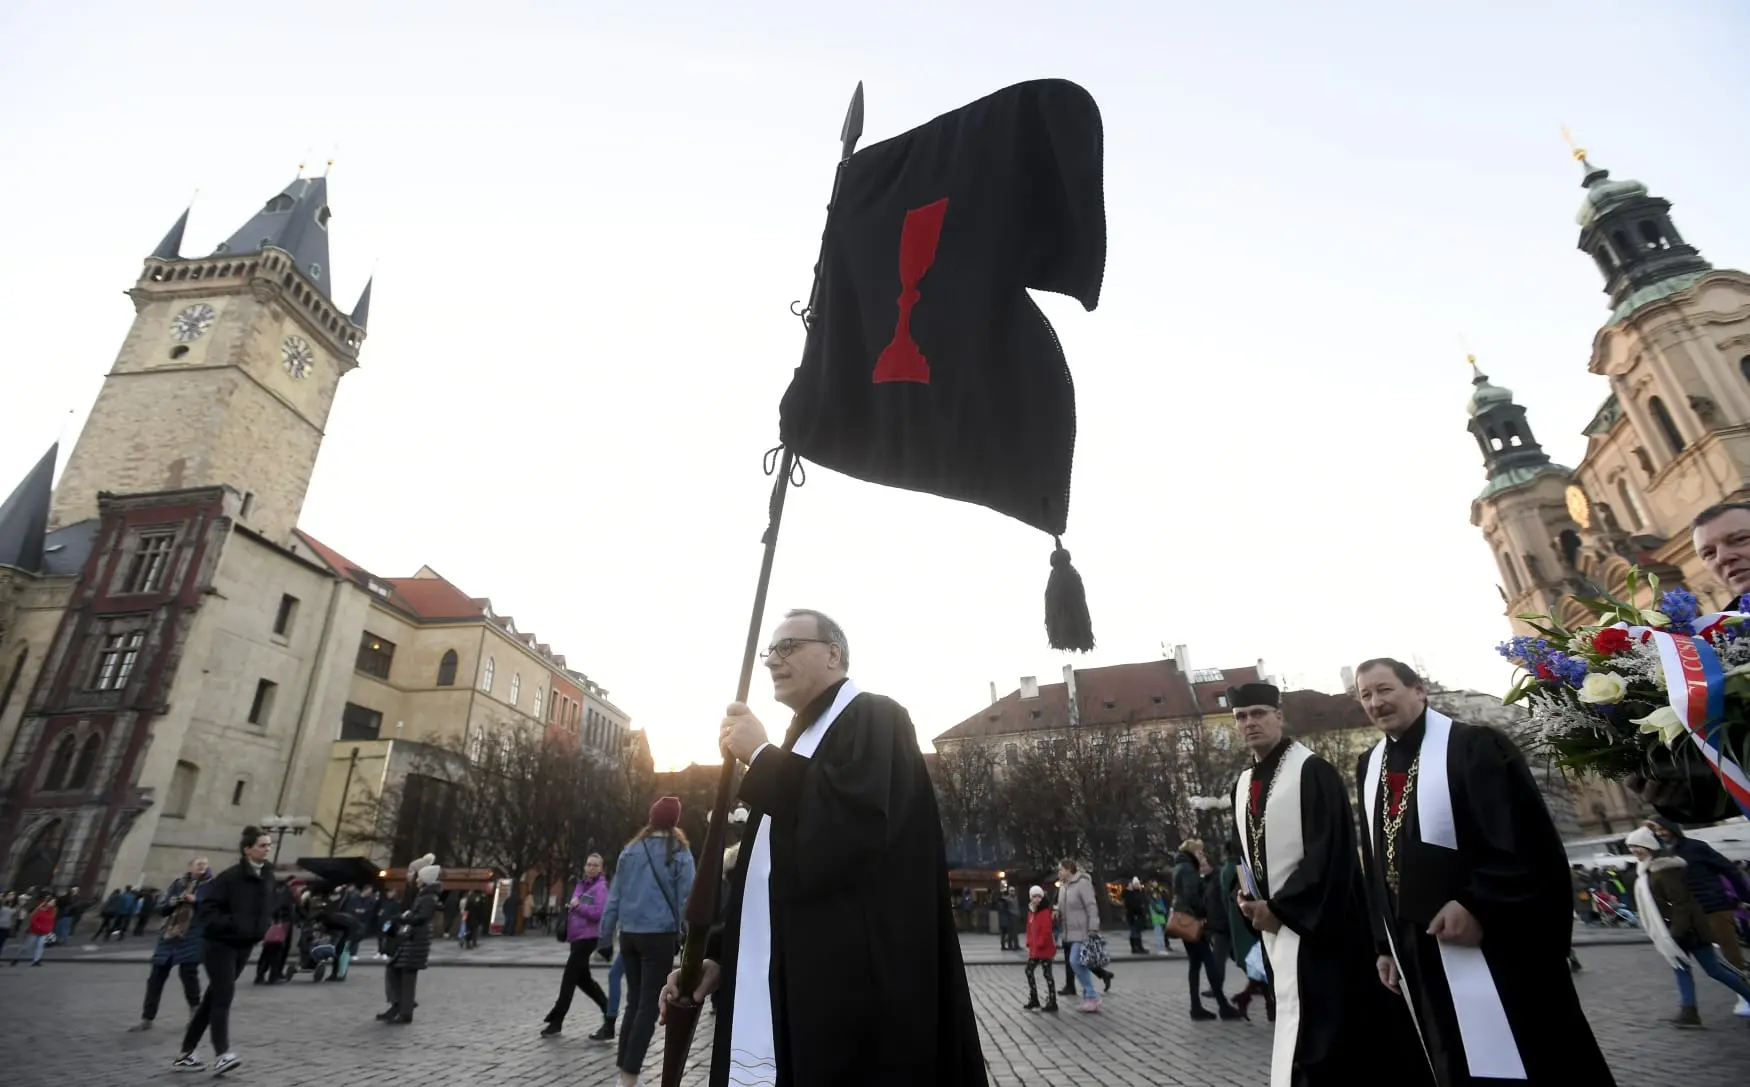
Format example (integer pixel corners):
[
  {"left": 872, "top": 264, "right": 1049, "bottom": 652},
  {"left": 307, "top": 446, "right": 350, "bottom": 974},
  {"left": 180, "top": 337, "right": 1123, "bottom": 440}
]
[
  {"left": 728, "top": 679, "right": 861, "bottom": 1087},
  {"left": 1233, "top": 740, "right": 1312, "bottom": 1087}
]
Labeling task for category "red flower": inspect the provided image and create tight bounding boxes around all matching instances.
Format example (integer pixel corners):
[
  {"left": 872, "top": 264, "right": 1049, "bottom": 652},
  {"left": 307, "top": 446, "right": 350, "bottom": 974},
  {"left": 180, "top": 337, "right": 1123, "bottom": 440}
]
[
  {"left": 1535, "top": 663, "right": 1555, "bottom": 680},
  {"left": 1592, "top": 628, "right": 1631, "bottom": 656}
]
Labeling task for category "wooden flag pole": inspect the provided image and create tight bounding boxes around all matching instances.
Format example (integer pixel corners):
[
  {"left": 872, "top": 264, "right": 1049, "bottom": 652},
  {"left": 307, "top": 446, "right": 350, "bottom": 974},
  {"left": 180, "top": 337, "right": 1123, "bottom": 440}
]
[{"left": 661, "top": 81, "right": 865, "bottom": 1087}]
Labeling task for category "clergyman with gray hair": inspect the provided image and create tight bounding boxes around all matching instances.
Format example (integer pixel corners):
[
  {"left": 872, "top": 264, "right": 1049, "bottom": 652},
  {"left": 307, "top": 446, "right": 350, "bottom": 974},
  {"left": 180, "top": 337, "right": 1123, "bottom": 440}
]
[{"left": 663, "top": 608, "right": 988, "bottom": 1086}]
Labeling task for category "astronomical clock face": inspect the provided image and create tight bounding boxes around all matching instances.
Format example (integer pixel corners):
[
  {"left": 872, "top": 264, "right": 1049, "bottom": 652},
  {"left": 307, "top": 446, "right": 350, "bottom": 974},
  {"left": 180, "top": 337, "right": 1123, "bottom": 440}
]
[
  {"left": 281, "top": 335, "right": 315, "bottom": 380},
  {"left": 1565, "top": 485, "right": 1591, "bottom": 529},
  {"left": 170, "top": 303, "right": 216, "bottom": 342}
]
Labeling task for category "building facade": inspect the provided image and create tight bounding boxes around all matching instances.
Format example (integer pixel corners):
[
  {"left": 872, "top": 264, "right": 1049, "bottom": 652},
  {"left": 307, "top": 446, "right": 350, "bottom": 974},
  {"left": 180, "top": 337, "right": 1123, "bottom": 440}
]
[{"left": 0, "top": 178, "right": 631, "bottom": 893}]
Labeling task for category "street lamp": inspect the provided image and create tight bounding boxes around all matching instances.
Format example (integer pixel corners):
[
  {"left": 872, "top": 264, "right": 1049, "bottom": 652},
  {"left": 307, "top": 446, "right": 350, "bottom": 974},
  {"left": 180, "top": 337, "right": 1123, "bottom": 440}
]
[{"left": 260, "top": 814, "right": 312, "bottom": 866}]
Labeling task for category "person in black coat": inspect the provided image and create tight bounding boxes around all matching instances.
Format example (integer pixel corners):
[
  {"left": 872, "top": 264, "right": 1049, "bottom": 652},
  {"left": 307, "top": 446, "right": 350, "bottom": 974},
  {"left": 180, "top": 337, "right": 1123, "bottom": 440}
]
[
  {"left": 172, "top": 826, "right": 274, "bottom": 1076},
  {"left": 379, "top": 864, "right": 441, "bottom": 1024},
  {"left": 1645, "top": 816, "right": 1750, "bottom": 971}
]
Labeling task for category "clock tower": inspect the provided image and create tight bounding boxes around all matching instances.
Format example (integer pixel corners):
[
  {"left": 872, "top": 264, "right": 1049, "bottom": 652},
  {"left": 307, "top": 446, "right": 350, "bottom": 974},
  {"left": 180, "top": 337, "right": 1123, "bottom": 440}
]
[{"left": 48, "top": 176, "right": 372, "bottom": 544}]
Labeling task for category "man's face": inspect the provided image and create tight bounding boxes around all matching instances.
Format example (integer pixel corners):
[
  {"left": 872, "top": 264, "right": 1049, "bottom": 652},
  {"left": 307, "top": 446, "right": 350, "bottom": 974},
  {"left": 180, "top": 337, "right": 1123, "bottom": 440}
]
[
  {"left": 1695, "top": 508, "right": 1750, "bottom": 595},
  {"left": 1645, "top": 820, "right": 1673, "bottom": 844},
  {"left": 245, "top": 835, "right": 273, "bottom": 864},
  {"left": 1232, "top": 704, "right": 1285, "bottom": 756},
  {"left": 764, "top": 614, "right": 842, "bottom": 710},
  {"left": 1356, "top": 665, "right": 1427, "bottom": 737}
]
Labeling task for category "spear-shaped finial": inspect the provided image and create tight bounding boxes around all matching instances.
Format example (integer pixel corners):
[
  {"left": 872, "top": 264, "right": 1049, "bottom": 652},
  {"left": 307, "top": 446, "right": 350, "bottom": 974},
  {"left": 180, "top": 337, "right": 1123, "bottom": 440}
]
[
  {"left": 1560, "top": 124, "right": 1586, "bottom": 163},
  {"left": 840, "top": 81, "right": 865, "bottom": 162}
]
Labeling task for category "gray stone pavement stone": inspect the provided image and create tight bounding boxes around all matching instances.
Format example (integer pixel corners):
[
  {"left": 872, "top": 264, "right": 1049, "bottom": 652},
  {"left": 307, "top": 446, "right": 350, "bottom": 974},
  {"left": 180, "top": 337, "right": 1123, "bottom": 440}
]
[{"left": 0, "top": 944, "right": 1743, "bottom": 1085}]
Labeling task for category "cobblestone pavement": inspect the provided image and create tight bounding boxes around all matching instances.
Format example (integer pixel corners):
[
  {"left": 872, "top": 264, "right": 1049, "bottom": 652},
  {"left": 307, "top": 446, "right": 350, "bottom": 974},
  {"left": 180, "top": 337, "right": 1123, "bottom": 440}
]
[{"left": 0, "top": 945, "right": 1742, "bottom": 1085}]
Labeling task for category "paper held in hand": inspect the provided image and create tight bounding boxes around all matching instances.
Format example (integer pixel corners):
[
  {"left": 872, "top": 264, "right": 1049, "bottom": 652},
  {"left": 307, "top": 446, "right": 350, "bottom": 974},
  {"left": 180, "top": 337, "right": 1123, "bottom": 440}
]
[{"left": 1238, "top": 858, "right": 1260, "bottom": 899}]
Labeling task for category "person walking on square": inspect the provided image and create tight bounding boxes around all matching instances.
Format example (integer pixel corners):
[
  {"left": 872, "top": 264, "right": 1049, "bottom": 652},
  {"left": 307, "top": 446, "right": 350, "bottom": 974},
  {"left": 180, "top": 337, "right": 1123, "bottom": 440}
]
[
  {"left": 1123, "top": 877, "right": 1151, "bottom": 954},
  {"left": 1625, "top": 826, "right": 1750, "bottom": 1028},
  {"left": 172, "top": 826, "right": 273, "bottom": 1075},
  {"left": 1171, "top": 839, "right": 1241, "bottom": 1022},
  {"left": 996, "top": 884, "right": 1017, "bottom": 952},
  {"left": 1021, "top": 886, "right": 1059, "bottom": 1012},
  {"left": 11, "top": 892, "right": 55, "bottom": 966},
  {"left": 600, "top": 796, "right": 694, "bottom": 1087},
  {"left": 129, "top": 856, "right": 212, "bottom": 1032},
  {"left": 379, "top": 864, "right": 440, "bottom": 1025},
  {"left": 1057, "top": 858, "right": 1107, "bottom": 1013},
  {"left": 542, "top": 852, "right": 611, "bottom": 1037}
]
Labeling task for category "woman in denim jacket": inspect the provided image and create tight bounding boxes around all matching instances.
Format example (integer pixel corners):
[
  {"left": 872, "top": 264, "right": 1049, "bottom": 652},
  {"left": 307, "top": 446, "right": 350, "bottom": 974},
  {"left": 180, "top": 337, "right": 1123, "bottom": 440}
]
[{"left": 598, "top": 797, "right": 695, "bottom": 1087}]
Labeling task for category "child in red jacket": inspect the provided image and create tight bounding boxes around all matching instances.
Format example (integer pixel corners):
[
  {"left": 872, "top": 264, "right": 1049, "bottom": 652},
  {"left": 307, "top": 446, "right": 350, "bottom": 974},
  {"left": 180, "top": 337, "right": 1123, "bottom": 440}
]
[
  {"left": 12, "top": 894, "right": 57, "bottom": 967},
  {"left": 1023, "top": 885, "right": 1059, "bottom": 1012}
]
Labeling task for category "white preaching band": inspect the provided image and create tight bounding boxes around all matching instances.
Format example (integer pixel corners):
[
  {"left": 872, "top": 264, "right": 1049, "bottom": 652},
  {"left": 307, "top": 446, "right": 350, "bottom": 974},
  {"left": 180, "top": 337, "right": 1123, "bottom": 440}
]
[{"left": 1233, "top": 740, "right": 1312, "bottom": 1087}]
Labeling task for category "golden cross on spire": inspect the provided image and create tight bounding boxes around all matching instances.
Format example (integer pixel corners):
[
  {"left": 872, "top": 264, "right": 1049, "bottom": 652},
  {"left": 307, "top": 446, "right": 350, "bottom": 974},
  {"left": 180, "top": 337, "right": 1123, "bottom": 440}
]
[
  {"left": 1460, "top": 333, "right": 1479, "bottom": 374},
  {"left": 1561, "top": 125, "right": 1588, "bottom": 164}
]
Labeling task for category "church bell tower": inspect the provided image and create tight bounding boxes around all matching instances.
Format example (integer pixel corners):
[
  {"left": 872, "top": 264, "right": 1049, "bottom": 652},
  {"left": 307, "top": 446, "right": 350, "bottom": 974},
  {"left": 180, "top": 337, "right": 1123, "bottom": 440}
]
[{"left": 49, "top": 175, "right": 373, "bottom": 544}]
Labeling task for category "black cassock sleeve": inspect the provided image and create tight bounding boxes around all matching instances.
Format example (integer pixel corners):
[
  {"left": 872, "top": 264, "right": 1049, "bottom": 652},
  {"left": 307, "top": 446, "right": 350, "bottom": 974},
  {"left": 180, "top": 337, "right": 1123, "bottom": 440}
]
[
  {"left": 1452, "top": 727, "right": 1569, "bottom": 944},
  {"left": 1268, "top": 758, "right": 1356, "bottom": 940},
  {"left": 737, "top": 697, "right": 912, "bottom": 902},
  {"left": 1354, "top": 751, "right": 1390, "bottom": 954}
]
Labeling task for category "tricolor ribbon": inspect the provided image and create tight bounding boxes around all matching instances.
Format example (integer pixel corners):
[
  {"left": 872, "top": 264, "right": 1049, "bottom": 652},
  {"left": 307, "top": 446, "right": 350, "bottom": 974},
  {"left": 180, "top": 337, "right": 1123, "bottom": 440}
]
[{"left": 1619, "top": 620, "right": 1750, "bottom": 820}]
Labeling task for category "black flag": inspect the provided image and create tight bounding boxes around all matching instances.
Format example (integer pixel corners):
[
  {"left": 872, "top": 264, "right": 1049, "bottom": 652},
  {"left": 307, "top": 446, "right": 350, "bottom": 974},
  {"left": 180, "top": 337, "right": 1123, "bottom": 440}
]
[{"left": 778, "top": 79, "right": 1105, "bottom": 648}]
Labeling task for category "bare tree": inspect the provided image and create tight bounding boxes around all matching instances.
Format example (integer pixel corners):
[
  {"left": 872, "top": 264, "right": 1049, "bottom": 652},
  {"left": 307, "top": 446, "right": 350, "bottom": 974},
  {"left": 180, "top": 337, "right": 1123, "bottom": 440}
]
[{"left": 932, "top": 742, "right": 1001, "bottom": 867}]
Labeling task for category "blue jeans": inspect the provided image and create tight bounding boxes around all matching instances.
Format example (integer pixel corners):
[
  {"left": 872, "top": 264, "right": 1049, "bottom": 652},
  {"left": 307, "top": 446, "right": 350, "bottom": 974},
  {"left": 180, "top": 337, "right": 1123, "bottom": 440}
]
[
  {"left": 607, "top": 952, "right": 624, "bottom": 1017},
  {"left": 1067, "top": 941, "right": 1097, "bottom": 996},
  {"left": 1673, "top": 943, "right": 1750, "bottom": 1006},
  {"left": 11, "top": 934, "right": 47, "bottom": 964},
  {"left": 54, "top": 917, "right": 72, "bottom": 944}
]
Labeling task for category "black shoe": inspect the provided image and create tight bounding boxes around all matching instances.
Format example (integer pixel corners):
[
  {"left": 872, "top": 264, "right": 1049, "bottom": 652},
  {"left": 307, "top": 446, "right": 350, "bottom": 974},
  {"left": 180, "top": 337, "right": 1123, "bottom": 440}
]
[
  {"left": 387, "top": 1015, "right": 412, "bottom": 1025},
  {"left": 1042, "top": 1001, "right": 1059, "bottom": 1013},
  {"left": 1219, "top": 1005, "right": 1244, "bottom": 1021},
  {"left": 376, "top": 1007, "right": 399, "bottom": 1021},
  {"left": 1057, "top": 986, "right": 1077, "bottom": 997},
  {"left": 541, "top": 1023, "right": 562, "bottom": 1036},
  {"left": 1101, "top": 972, "right": 1112, "bottom": 993},
  {"left": 1190, "top": 1006, "right": 1217, "bottom": 1021},
  {"left": 1023, "top": 1001, "right": 1040, "bottom": 1012},
  {"left": 588, "top": 1019, "right": 615, "bottom": 1042}
]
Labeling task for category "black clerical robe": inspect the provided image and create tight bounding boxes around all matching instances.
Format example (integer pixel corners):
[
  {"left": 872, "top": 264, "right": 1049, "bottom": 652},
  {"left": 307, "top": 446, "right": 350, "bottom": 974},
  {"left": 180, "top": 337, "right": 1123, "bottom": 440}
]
[
  {"left": 706, "top": 679, "right": 987, "bottom": 1087},
  {"left": 1356, "top": 710, "right": 1615, "bottom": 1087},
  {"left": 1235, "top": 740, "right": 1424, "bottom": 1087}
]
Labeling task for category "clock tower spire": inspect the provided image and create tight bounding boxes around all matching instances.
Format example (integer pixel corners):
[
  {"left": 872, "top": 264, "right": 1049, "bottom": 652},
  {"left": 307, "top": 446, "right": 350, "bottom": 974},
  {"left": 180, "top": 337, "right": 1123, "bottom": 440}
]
[{"left": 48, "top": 177, "right": 367, "bottom": 543}]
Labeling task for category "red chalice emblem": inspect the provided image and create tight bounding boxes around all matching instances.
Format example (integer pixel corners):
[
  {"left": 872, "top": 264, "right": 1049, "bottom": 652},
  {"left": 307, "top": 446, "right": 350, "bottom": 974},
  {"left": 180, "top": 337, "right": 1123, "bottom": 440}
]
[{"left": 872, "top": 197, "right": 949, "bottom": 385}]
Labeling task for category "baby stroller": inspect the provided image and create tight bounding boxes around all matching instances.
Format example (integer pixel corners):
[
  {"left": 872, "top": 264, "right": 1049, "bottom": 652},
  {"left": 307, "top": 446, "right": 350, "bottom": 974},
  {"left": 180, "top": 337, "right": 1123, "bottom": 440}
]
[
  {"left": 1592, "top": 887, "right": 1638, "bottom": 927},
  {"left": 296, "top": 920, "right": 340, "bottom": 982}
]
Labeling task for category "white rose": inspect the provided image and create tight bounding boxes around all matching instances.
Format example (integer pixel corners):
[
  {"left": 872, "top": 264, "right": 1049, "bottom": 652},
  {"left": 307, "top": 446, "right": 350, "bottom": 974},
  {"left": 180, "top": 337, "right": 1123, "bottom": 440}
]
[
  {"left": 1631, "top": 705, "right": 1687, "bottom": 749},
  {"left": 1642, "top": 610, "right": 1671, "bottom": 628},
  {"left": 1577, "top": 672, "right": 1628, "bottom": 705}
]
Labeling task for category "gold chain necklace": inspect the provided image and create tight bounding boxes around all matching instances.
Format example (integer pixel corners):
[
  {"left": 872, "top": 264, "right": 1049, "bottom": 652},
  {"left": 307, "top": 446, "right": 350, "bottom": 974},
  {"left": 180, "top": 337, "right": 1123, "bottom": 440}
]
[
  {"left": 1380, "top": 753, "right": 1420, "bottom": 894},
  {"left": 1246, "top": 751, "right": 1290, "bottom": 894}
]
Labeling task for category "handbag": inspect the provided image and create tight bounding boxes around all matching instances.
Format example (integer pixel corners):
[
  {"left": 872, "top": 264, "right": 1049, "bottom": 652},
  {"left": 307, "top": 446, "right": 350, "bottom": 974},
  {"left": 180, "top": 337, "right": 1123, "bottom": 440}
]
[
  {"left": 1076, "top": 932, "right": 1110, "bottom": 970},
  {"left": 1166, "top": 910, "right": 1205, "bottom": 943},
  {"left": 263, "top": 921, "right": 290, "bottom": 945}
]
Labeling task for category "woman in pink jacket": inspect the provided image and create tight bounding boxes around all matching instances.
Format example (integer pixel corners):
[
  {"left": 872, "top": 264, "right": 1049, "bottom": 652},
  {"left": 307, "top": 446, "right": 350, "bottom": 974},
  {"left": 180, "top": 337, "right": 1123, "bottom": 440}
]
[{"left": 541, "top": 853, "right": 611, "bottom": 1036}]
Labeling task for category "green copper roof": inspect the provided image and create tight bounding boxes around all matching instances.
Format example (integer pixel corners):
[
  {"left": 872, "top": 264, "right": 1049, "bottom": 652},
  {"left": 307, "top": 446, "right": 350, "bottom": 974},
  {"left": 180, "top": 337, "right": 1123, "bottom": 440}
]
[
  {"left": 1479, "top": 462, "right": 1570, "bottom": 500},
  {"left": 1609, "top": 270, "right": 1707, "bottom": 325}
]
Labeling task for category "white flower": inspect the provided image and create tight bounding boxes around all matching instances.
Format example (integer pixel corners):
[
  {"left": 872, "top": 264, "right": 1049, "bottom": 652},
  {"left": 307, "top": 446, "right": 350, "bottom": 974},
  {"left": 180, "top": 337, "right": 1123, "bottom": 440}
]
[
  {"left": 1577, "top": 672, "right": 1629, "bottom": 706},
  {"left": 1631, "top": 705, "right": 1687, "bottom": 749},
  {"left": 1642, "top": 610, "right": 1672, "bottom": 628}
]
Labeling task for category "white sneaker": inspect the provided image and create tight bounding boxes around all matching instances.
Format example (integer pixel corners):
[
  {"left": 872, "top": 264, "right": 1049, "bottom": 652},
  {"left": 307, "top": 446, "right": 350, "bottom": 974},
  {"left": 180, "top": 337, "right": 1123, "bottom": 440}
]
[
  {"left": 170, "top": 1054, "right": 204, "bottom": 1072},
  {"left": 213, "top": 1052, "right": 241, "bottom": 1076},
  {"left": 1734, "top": 996, "right": 1750, "bottom": 1019}
]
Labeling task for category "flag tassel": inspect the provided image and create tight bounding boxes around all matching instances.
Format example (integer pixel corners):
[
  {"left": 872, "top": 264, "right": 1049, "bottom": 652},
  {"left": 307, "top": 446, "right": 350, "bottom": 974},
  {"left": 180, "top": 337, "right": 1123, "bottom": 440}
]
[{"left": 1045, "top": 538, "right": 1094, "bottom": 652}]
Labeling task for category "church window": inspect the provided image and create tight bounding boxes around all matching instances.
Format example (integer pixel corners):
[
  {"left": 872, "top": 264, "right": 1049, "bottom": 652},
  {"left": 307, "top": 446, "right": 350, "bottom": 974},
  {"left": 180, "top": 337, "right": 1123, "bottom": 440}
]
[
  {"left": 165, "top": 761, "right": 199, "bottom": 818},
  {"left": 69, "top": 734, "right": 101, "bottom": 790},
  {"left": 1615, "top": 478, "right": 1645, "bottom": 530},
  {"left": 1648, "top": 396, "right": 1685, "bottom": 455},
  {"left": 1612, "top": 230, "right": 1631, "bottom": 258},
  {"left": 481, "top": 656, "right": 496, "bottom": 692},
  {"left": 90, "top": 630, "right": 145, "bottom": 691},
  {"left": 436, "top": 649, "right": 459, "bottom": 686},
  {"left": 273, "top": 594, "right": 299, "bottom": 636},
  {"left": 1502, "top": 420, "right": 1523, "bottom": 447},
  {"left": 169, "top": 345, "right": 189, "bottom": 359},
  {"left": 1500, "top": 551, "right": 1522, "bottom": 595},
  {"left": 232, "top": 780, "right": 246, "bottom": 806},
  {"left": 355, "top": 632, "right": 395, "bottom": 679},
  {"left": 264, "top": 194, "right": 294, "bottom": 213},
  {"left": 340, "top": 701, "right": 382, "bottom": 741},
  {"left": 1637, "top": 220, "right": 1668, "bottom": 250},
  {"left": 1486, "top": 426, "right": 1503, "bottom": 452},
  {"left": 510, "top": 673, "right": 522, "bottom": 706},
  {"left": 122, "top": 530, "right": 176, "bottom": 594},
  {"left": 43, "top": 733, "right": 76, "bottom": 791},
  {"left": 248, "top": 679, "right": 278, "bottom": 726}
]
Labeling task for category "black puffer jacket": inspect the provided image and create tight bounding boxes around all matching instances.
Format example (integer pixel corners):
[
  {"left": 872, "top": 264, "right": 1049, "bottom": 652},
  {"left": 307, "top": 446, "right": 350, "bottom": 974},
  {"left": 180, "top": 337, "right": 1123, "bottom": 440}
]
[
  {"left": 391, "top": 884, "right": 441, "bottom": 971},
  {"left": 197, "top": 859, "right": 274, "bottom": 948},
  {"left": 1171, "top": 852, "right": 1208, "bottom": 918}
]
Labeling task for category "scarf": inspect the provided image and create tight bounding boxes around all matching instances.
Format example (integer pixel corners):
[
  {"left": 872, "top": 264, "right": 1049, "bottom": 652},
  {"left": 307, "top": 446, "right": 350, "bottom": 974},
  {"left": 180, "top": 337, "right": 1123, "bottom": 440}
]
[{"left": 1633, "top": 856, "right": 1689, "bottom": 972}]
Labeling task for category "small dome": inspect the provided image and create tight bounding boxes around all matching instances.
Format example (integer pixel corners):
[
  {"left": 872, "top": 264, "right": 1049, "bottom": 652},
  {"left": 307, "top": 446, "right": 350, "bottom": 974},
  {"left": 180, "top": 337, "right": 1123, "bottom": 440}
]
[
  {"left": 1467, "top": 373, "right": 1513, "bottom": 417},
  {"left": 1576, "top": 164, "right": 1647, "bottom": 228}
]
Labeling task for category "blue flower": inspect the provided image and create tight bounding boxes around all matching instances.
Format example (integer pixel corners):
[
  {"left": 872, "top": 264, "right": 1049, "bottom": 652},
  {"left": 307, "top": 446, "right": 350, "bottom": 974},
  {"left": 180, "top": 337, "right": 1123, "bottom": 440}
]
[
  {"left": 1496, "top": 635, "right": 1551, "bottom": 666},
  {"left": 1543, "top": 651, "right": 1591, "bottom": 689},
  {"left": 1659, "top": 587, "right": 1700, "bottom": 625}
]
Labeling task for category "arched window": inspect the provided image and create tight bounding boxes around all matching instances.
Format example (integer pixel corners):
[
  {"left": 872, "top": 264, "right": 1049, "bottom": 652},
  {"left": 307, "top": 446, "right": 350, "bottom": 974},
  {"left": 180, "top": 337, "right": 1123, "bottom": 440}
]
[
  {"left": 165, "top": 761, "right": 199, "bottom": 818},
  {"left": 1648, "top": 396, "right": 1685, "bottom": 455},
  {"left": 42, "top": 733, "right": 76, "bottom": 791},
  {"left": 69, "top": 734, "right": 102, "bottom": 791},
  {"left": 1615, "top": 478, "right": 1644, "bottom": 530},
  {"left": 1503, "top": 420, "right": 1523, "bottom": 448},
  {"left": 1637, "top": 220, "right": 1668, "bottom": 250},
  {"left": 1612, "top": 229, "right": 1631, "bottom": 257},
  {"left": 12, "top": 818, "right": 65, "bottom": 890},
  {"left": 510, "top": 673, "right": 522, "bottom": 706},
  {"left": 436, "top": 649, "right": 458, "bottom": 687},
  {"left": 480, "top": 657, "right": 495, "bottom": 693},
  {"left": 533, "top": 687, "right": 543, "bottom": 721},
  {"left": 1499, "top": 551, "right": 1522, "bottom": 595},
  {"left": 1486, "top": 427, "right": 1504, "bottom": 452}
]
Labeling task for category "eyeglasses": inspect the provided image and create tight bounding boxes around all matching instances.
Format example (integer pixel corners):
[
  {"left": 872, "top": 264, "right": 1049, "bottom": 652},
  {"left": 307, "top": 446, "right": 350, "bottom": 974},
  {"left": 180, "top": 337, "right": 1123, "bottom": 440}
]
[{"left": 763, "top": 637, "right": 831, "bottom": 661}]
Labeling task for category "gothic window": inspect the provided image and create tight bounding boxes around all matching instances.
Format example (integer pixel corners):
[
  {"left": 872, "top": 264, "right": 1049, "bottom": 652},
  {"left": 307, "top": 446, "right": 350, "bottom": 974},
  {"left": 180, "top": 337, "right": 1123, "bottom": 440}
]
[
  {"left": 164, "top": 761, "right": 198, "bottom": 818},
  {"left": 122, "top": 530, "right": 176, "bottom": 594},
  {"left": 1499, "top": 551, "right": 1522, "bottom": 595},
  {"left": 436, "top": 649, "right": 458, "bottom": 687},
  {"left": 1647, "top": 396, "right": 1685, "bottom": 455},
  {"left": 1614, "top": 478, "right": 1645, "bottom": 530},
  {"left": 90, "top": 630, "right": 145, "bottom": 691},
  {"left": 481, "top": 656, "right": 495, "bottom": 692},
  {"left": 42, "top": 733, "right": 76, "bottom": 791},
  {"left": 510, "top": 673, "right": 521, "bottom": 706},
  {"left": 69, "top": 734, "right": 101, "bottom": 791}
]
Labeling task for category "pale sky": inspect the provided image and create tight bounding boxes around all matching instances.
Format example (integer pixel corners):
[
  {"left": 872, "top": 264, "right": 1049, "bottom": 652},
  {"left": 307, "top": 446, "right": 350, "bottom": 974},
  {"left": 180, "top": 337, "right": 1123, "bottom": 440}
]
[{"left": 3, "top": 2, "right": 1747, "bottom": 771}]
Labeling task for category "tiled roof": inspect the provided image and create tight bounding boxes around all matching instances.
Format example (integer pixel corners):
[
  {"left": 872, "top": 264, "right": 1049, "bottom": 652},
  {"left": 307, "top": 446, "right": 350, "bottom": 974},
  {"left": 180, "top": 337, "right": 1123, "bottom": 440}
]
[
  {"left": 1280, "top": 689, "right": 1372, "bottom": 735},
  {"left": 385, "top": 575, "right": 484, "bottom": 621},
  {"left": 933, "top": 659, "right": 1263, "bottom": 744}
]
